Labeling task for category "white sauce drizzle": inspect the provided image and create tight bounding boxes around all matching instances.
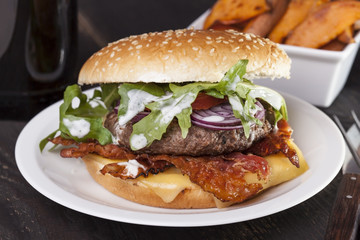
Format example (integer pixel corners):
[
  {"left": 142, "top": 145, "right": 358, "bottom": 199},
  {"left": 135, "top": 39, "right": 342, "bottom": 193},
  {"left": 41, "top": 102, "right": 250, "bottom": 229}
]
[
  {"left": 117, "top": 159, "right": 146, "bottom": 177},
  {"left": 249, "top": 88, "right": 283, "bottom": 110},
  {"left": 202, "top": 115, "right": 224, "bottom": 122},
  {"left": 89, "top": 97, "right": 106, "bottom": 109},
  {"left": 130, "top": 133, "right": 148, "bottom": 150},
  {"left": 226, "top": 75, "right": 241, "bottom": 92},
  {"left": 63, "top": 118, "right": 90, "bottom": 138},
  {"left": 71, "top": 97, "right": 80, "bottom": 109},
  {"left": 228, "top": 95, "right": 244, "bottom": 114},
  {"left": 159, "top": 92, "right": 195, "bottom": 124},
  {"left": 118, "top": 89, "right": 172, "bottom": 125}
]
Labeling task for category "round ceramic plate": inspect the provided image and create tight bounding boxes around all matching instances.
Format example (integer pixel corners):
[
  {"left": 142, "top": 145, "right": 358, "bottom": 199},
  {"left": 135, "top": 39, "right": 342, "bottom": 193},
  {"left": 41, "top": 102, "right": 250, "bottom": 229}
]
[{"left": 15, "top": 91, "right": 345, "bottom": 227}]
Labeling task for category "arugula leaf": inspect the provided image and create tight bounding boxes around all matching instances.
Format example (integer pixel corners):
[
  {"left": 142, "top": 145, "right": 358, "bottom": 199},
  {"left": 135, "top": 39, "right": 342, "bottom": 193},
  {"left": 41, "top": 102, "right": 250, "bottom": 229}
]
[
  {"left": 40, "top": 85, "right": 117, "bottom": 151},
  {"left": 100, "top": 83, "right": 120, "bottom": 109},
  {"left": 59, "top": 85, "right": 113, "bottom": 145},
  {"left": 39, "top": 130, "right": 59, "bottom": 152}
]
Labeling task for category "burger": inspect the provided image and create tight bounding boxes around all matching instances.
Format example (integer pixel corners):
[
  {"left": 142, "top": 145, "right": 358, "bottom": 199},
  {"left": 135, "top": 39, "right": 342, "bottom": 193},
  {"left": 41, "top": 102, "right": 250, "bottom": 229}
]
[{"left": 40, "top": 29, "right": 308, "bottom": 209}]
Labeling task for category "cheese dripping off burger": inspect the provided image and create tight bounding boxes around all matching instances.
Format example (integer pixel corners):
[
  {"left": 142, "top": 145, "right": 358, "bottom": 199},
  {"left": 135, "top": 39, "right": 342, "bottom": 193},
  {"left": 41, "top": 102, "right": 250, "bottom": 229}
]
[{"left": 41, "top": 29, "right": 308, "bottom": 209}]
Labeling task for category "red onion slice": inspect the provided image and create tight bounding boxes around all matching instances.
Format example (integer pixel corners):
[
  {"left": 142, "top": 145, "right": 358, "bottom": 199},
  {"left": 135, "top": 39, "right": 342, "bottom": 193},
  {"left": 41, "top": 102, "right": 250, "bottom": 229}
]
[{"left": 191, "top": 102, "right": 265, "bottom": 130}]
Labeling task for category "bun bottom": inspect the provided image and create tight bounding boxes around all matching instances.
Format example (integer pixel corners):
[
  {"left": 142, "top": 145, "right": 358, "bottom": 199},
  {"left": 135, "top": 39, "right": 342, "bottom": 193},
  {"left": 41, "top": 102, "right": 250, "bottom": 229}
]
[
  {"left": 82, "top": 140, "right": 308, "bottom": 209},
  {"left": 83, "top": 156, "right": 215, "bottom": 208}
]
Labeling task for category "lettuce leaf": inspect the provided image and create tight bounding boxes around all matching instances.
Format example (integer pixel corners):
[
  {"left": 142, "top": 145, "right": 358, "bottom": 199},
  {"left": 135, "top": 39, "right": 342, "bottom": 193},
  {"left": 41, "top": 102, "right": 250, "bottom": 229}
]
[{"left": 39, "top": 85, "right": 116, "bottom": 151}]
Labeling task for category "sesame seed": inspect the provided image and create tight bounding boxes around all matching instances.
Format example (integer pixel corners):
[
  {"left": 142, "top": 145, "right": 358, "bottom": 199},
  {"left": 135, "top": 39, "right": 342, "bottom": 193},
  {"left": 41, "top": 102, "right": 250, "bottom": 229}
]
[
  {"left": 206, "top": 41, "right": 213, "bottom": 44},
  {"left": 187, "top": 39, "right": 193, "bottom": 43},
  {"left": 210, "top": 48, "right": 215, "bottom": 54},
  {"left": 136, "top": 45, "right": 142, "bottom": 49},
  {"left": 116, "top": 57, "right": 121, "bottom": 61},
  {"left": 246, "top": 45, "right": 251, "bottom": 50},
  {"left": 176, "top": 43, "right": 182, "bottom": 47},
  {"left": 131, "top": 40, "right": 139, "bottom": 45},
  {"left": 128, "top": 46, "right": 133, "bottom": 51},
  {"left": 110, "top": 52, "right": 115, "bottom": 58},
  {"left": 192, "top": 47, "right": 199, "bottom": 51}
]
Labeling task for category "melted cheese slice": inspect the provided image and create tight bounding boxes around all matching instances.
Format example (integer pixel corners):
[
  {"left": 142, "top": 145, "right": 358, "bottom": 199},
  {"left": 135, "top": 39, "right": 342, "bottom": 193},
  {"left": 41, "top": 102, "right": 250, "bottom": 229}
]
[{"left": 90, "top": 140, "right": 308, "bottom": 205}]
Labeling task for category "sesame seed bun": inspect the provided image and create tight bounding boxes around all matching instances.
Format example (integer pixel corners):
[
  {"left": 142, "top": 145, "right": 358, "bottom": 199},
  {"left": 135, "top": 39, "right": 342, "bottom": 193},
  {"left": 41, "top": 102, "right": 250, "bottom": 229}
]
[{"left": 78, "top": 29, "right": 290, "bottom": 85}]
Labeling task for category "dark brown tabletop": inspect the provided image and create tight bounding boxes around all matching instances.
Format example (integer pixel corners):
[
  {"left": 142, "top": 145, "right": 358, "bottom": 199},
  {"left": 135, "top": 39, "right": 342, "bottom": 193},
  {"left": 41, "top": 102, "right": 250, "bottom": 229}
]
[{"left": 1, "top": 0, "right": 360, "bottom": 239}]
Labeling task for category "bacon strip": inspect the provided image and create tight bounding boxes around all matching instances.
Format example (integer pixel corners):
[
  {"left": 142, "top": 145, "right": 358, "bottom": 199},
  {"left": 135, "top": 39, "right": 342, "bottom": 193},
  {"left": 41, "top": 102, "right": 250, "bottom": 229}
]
[
  {"left": 146, "top": 153, "right": 269, "bottom": 202},
  {"left": 50, "top": 137, "right": 270, "bottom": 202},
  {"left": 100, "top": 158, "right": 173, "bottom": 179},
  {"left": 246, "top": 119, "right": 299, "bottom": 167}
]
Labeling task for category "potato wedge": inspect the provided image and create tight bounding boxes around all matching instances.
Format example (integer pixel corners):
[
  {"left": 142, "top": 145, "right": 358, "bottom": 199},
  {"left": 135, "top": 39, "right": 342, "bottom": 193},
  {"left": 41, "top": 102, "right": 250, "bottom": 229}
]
[
  {"left": 203, "top": 0, "right": 270, "bottom": 29},
  {"left": 268, "top": 0, "right": 329, "bottom": 43},
  {"left": 337, "top": 26, "right": 355, "bottom": 44},
  {"left": 285, "top": 1, "right": 360, "bottom": 48},
  {"left": 321, "top": 39, "right": 346, "bottom": 51},
  {"left": 243, "top": 0, "right": 289, "bottom": 37}
]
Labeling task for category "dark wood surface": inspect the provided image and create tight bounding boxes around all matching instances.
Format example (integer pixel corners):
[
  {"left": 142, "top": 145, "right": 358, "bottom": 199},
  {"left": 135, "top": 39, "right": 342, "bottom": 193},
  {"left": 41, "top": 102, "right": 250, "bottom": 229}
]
[
  {"left": 325, "top": 173, "right": 360, "bottom": 240},
  {"left": 1, "top": 0, "right": 360, "bottom": 239}
]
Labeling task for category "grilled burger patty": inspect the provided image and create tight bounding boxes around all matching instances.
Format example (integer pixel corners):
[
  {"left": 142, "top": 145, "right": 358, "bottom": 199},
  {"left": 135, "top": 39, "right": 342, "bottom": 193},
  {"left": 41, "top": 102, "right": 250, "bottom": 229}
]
[{"left": 104, "top": 111, "right": 273, "bottom": 156}]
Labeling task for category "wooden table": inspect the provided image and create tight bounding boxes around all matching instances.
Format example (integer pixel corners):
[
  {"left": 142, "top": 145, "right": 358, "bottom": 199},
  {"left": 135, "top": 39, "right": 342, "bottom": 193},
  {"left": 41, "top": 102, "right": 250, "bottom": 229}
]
[{"left": 1, "top": 0, "right": 359, "bottom": 239}]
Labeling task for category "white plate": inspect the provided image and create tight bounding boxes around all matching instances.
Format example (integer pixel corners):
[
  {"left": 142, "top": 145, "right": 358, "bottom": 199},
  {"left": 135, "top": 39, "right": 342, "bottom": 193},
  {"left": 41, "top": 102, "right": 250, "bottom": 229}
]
[{"left": 15, "top": 90, "right": 345, "bottom": 227}]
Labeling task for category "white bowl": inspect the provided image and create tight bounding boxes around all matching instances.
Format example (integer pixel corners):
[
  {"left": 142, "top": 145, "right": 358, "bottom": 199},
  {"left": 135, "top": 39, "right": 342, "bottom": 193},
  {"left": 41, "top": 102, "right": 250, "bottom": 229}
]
[{"left": 189, "top": 10, "right": 360, "bottom": 107}]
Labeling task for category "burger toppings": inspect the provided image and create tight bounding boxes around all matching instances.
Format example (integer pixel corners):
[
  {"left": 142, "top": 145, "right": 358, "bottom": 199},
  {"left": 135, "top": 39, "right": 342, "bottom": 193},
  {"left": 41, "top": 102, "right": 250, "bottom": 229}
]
[{"left": 40, "top": 59, "right": 287, "bottom": 153}]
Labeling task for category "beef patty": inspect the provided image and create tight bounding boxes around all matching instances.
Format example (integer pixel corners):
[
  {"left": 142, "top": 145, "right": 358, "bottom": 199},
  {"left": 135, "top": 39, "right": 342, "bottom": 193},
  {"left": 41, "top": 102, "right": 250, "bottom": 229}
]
[{"left": 104, "top": 111, "right": 272, "bottom": 156}]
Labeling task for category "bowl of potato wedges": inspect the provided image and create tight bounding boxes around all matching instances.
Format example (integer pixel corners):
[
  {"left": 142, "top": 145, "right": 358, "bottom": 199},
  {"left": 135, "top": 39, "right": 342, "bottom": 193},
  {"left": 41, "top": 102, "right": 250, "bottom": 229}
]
[{"left": 190, "top": 0, "right": 360, "bottom": 107}]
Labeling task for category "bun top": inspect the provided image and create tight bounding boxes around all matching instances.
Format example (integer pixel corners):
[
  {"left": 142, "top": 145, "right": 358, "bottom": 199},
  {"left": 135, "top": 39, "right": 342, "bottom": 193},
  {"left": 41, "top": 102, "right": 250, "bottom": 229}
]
[{"left": 78, "top": 29, "right": 290, "bottom": 85}]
